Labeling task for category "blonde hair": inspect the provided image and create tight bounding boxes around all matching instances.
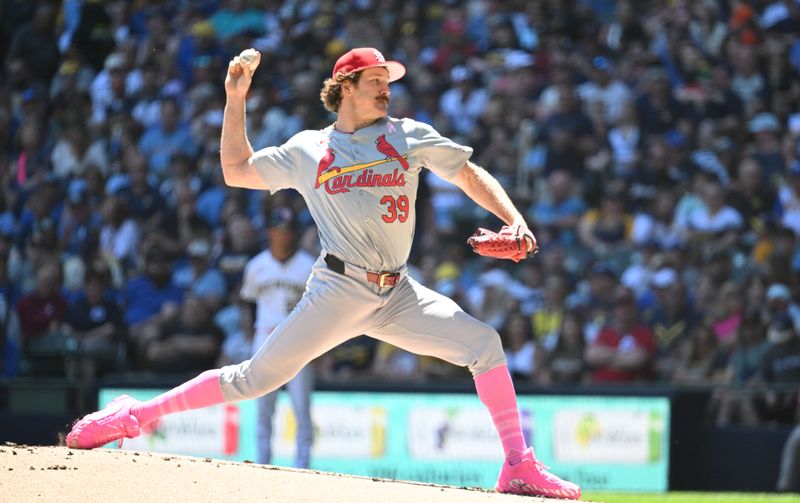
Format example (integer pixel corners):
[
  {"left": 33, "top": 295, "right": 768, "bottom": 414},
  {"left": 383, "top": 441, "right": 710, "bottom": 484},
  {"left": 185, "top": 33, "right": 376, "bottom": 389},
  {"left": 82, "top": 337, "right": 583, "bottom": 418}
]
[{"left": 319, "top": 71, "right": 362, "bottom": 114}]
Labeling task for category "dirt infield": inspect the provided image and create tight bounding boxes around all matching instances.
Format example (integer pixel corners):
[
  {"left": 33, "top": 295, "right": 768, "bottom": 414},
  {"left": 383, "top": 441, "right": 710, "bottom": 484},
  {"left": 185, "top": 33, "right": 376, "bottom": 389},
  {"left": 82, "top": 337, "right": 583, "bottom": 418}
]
[{"left": 0, "top": 443, "right": 589, "bottom": 503}]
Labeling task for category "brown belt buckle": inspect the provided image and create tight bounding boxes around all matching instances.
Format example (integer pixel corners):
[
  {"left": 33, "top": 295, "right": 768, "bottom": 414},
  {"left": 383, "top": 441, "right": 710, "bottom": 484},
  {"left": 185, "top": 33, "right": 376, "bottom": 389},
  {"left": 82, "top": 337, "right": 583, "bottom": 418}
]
[{"left": 378, "top": 272, "right": 398, "bottom": 288}]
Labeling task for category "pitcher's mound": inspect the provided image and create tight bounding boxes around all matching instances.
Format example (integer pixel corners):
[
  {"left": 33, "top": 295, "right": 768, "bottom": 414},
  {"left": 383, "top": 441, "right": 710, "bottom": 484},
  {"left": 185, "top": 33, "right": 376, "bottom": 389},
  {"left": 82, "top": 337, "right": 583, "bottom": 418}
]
[{"left": 0, "top": 443, "right": 588, "bottom": 502}]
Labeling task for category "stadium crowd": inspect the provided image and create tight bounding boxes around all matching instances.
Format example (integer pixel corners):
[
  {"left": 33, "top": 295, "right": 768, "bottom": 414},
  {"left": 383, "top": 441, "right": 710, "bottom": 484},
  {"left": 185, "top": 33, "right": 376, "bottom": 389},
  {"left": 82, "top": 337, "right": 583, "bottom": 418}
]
[{"left": 1, "top": 0, "right": 800, "bottom": 426}]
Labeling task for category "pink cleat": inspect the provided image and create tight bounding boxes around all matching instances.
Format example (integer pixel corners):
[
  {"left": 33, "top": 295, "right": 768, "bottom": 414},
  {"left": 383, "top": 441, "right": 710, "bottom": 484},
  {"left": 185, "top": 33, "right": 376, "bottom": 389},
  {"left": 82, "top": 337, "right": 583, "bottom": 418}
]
[
  {"left": 66, "top": 395, "right": 141, "bottom": 449},
  {"left": 496, "top": 448, "right": 581, "bottom": 500}
]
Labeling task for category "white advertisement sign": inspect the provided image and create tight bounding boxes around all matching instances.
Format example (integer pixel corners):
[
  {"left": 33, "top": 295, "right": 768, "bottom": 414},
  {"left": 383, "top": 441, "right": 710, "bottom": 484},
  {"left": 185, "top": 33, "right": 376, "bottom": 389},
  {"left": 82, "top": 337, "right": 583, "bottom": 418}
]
[
  {"left": 272, "top": 403, "right": 387, "bottom": 459},
  {"left": 553, "top": 410, "right": 660, "bottom": 464},
  {"left": 406, "top": 407, "right": 504, "bottom": 461}
]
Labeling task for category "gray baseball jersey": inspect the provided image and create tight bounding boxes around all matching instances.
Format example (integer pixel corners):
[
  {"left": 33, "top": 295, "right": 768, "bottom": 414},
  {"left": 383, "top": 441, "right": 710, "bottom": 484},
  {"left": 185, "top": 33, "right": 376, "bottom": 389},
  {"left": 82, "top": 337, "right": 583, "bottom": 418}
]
[{"left": 251, "top": 117, "right": 472, "bottom": 271}]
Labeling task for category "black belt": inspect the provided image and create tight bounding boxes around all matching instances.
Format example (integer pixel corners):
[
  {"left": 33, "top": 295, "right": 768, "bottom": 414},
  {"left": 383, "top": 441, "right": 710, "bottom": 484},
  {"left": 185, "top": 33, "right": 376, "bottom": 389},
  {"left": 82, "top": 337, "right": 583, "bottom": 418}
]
[{"left": 325, "top": 254, "right": 400, "bottom": 288}]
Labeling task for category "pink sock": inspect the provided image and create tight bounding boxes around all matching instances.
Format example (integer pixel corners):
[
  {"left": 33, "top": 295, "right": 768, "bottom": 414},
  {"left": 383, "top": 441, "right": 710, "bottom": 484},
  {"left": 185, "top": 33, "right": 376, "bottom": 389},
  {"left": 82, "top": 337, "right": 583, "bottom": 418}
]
[
  {"left": 131, "top": 369, "right": 226, "bottom": 428},
  {"left": 474, "top": 364, "right": 527, "bottom": 460}
]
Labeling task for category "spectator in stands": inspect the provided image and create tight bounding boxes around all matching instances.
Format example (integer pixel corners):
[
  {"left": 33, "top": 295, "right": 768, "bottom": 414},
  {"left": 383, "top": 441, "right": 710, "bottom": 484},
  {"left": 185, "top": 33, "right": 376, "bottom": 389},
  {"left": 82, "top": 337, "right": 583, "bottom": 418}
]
[
  {"left": 0, "top": 243, "right": 22, "bottom": 377},
  {"left": 124, "top": 246, "right": 184, "bottom": 368},
  {"left": 577, "top": 182, "right": 633, "bottom": 262},
  {"left": 741, "top": 271, "right": 769, "bottom": 320},
  {"left": 635, "top": 68, "right": 690, "bottom": 136},
  {"left": 529, "top": 169, "right": 586, "bottom": 248},
  {"left": 499, "top": 308, "right": 539, "bottom": 382},
  {"left": 532, "top": 273, "right": 570, "bottom": 352},
  {"left": 217, "top": 212, "right": 259, "bottom": 289},
  {"left": 11, "top": 119, "right": 50, "bottom": 193},
  {"left": 727, "top": 156, "right": 776, "bottom": 233},
  {"left": 208, "top": 0, "right": 265, "bottom": 42},
  {"left": 6, "top": 2, "right": 59, "bottom": 86},
  {"left": 644, "top": 269, "right": 697, "bottom": 381},
  {"left": 139, "top": 295, "right": 223, "bottom": 373},
  {"left": 195, "top": 167, "right": 230, "bottom": 231},
  {"left": 679, "top": 179, "right": 744, "bottom": 258},
  {"left": 50, "top": 124, "right": 109, "bottom": 178},
  {"left": 711, "top": 312, "right": 769, "bottom": 425},
  {"left": 631, "top": 189, "right": 683, "bottom": 250},
  {"left": 371, "top": 342, "right": 421, "bottom": 382},
  {"left": 581, "top": 262, "right": 620, "bottom": 344},
  {"left": 98, "top": 194, "right": 139, "bottom": 270},
  {"left": 4, "top": 57, "right": 42, "bottom": 125},
  {"left": 160, "top": 155, "right": 202, "bottom": 209},
  {"left": 577, "top": 56, "right": 632, "bottom": 127},
  {"left": 606, "top": 102, "right": 642, "bottom": 178},
  {"left": 545, "top": 310, "right": 587, "bottom": 385},
  {"left": 318, "top": 336, "right": 379, "bottom": 382},
  {"left": 0, "top": 148, "right": 13, "bottom": 214},
  {"left": 120, "top": 149, "right": 166, "bottom": 228},
  {"left": 586, "top": 286, "right": 655, "bottom": 383},
  {"left": 765, "top": 229, "right": 800, "bottom": 289},
  {"left": 175, "top": 21, "right": 227, "bottom": 88},
  {"left": 15, "top": 260, "right": 70, "bottom": 374},
  {"left": 89, "top": 52, "right": 132, "bottom": 127},
  {"left": 147, "top": 178, "right": 209, "bottom": 258},
  {"left": 466, "top": 268, "right": 515, "bottom": 330},
  {"left": 138, "top": 97, "right": 198, "bottom": 179},
  {"left": 68, "top": 0, "right": 115, "bottom": 71},
  {"left": 671, "top": 320, "right": 723, "bottom": 386},
  {"left": 172, "top": 238, "right": 226, "bottom": 312},
  {"left": 539, "top": 84, "right": 596, "bottom": 177},
  {"left": 58, "top": 178, "right": 100, "bottom": 258},
  {"left": 776, "top": 160, "right": 800, "bottom": 236},
  {"left": 130, "top": 61, "right": 164, "bottom": 129},
  {"left": 766, "top": 283, "right": 800, "bottom": 336},
  {"left": 12, "top": 218, "right": 59, "bottom": 294},
  {"left": 65, "top": 265, "right": 123, "bottom": 381},
  {"left": 15, "top": 180, "right": 59, "bottom": 251},
  {"left": 731, "top": 44, "right": 769, "bottom": 115},
  {"left": 133, "top": 10, "right": 173, "bottom": 69},
  {"left": 439, "top": 65, "right": 489, "bottom": 135},
  {"left": 761, "top": 313, "right": 800, "bottom": 424},
  {"left": 708, "top": 281, "right": 744, "bottom": 351},
  {"left": 750, "top": 112, "right": 786, "bottom": 186}
]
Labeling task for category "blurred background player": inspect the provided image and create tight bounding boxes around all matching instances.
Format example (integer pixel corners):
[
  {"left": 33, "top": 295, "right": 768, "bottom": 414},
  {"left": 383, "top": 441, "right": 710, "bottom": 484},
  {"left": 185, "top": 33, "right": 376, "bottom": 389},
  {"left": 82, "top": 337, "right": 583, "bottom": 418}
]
[{"left": 241, "top": 206, "right": 315, "bottom": 468}]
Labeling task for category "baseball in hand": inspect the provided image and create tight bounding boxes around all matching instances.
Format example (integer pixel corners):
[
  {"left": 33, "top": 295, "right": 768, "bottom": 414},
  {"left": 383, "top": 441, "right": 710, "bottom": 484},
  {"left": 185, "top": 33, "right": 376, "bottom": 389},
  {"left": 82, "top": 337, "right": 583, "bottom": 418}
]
[{"left": 238, "top": 48, "right": 260, "bottom": 70}]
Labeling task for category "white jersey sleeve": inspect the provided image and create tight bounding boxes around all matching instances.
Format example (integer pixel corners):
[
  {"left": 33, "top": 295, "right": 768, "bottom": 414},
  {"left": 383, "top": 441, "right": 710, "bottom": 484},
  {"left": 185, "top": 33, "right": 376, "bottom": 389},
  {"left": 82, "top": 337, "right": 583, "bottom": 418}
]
[
  {"left": 406, "top": 120, "right": 473, "bottom": 180},
  {"left": 251, "top": 132, "right": 310, "bottom": 193}
]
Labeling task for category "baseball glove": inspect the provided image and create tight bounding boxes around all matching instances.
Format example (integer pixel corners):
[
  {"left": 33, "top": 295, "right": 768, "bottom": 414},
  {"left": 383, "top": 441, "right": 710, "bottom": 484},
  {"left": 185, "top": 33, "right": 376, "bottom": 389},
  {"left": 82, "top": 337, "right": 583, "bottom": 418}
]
[{"left": 467, "top": 225, "right": 538, "bottom": 262}]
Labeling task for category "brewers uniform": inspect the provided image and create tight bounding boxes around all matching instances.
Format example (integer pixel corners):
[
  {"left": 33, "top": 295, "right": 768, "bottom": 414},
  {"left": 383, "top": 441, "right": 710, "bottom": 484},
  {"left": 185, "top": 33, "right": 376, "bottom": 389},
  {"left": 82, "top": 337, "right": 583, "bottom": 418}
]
[
  {"left": 241, "top": 245, "right": 315, "bottom": 468},
  {"left": 219, "top": 116, "right": 506, "bottom": 402}
]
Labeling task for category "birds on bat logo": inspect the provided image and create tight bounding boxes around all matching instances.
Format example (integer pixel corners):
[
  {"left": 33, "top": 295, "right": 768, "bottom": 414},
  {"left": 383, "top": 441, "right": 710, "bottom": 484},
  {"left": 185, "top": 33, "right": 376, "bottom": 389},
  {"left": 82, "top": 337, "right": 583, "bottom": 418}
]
[{"left": 314, "top": 135, "right": 408, "bottom": 194}]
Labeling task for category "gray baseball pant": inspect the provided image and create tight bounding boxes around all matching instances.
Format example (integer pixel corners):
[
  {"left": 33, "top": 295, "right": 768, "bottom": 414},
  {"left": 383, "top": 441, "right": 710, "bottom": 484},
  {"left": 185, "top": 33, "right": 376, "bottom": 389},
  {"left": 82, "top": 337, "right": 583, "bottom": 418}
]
[{"left": 220, "top": 256, "right": 506, "bottom": 402}]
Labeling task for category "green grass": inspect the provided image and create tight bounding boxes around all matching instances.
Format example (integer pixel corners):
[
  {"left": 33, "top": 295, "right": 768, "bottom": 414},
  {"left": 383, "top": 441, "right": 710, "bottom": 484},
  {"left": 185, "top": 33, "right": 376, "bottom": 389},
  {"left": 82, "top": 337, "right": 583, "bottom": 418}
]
[{"left": 583, "top": 492, "right": 800, "bottom": 503}]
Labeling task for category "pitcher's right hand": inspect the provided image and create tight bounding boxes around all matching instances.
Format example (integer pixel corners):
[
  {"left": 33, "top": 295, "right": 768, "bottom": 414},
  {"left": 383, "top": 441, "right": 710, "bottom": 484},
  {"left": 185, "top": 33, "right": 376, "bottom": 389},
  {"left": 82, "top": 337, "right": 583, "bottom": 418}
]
[{"left": 225, "top": 49, "right": 261, "bottom": 98}]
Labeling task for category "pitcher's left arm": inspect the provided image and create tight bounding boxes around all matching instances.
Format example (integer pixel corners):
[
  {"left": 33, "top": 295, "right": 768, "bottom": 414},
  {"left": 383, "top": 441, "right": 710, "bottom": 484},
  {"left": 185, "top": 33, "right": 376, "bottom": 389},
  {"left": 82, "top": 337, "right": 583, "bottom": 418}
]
[{"left": 450, "top": 161, "right": 529, "bottom": 231}]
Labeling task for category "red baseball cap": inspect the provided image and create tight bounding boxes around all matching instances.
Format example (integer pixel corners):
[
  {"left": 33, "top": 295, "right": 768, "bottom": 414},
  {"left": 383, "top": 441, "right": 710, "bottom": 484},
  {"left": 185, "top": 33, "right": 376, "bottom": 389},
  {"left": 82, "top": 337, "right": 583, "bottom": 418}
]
[{"left": 332, "top": 48, "right": 406, "bottom": 82}]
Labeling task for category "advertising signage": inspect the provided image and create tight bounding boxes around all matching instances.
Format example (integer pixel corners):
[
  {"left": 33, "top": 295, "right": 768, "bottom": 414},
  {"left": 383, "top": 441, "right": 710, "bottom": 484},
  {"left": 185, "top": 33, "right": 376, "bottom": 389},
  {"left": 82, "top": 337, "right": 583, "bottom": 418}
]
[{"left": 99, "top": 389, "right": 669, "bottom": 492}]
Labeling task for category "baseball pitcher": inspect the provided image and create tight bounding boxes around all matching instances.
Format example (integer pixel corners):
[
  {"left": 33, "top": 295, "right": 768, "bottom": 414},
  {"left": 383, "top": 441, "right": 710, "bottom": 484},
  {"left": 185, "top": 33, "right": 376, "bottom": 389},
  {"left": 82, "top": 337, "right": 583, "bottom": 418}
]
[{"left": 68, "top": 47, "right": 580, "bottom": 499}]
